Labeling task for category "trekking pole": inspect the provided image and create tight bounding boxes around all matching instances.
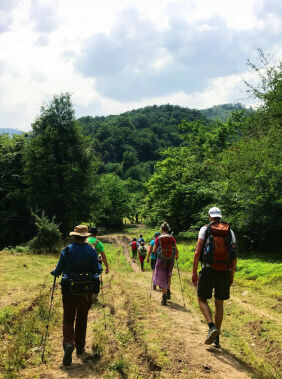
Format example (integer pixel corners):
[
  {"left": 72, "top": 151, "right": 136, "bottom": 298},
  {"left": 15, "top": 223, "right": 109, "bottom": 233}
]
[
  {"left": 176, "top": 260, "right": 186, "bottom": 308},
  {"left": 41, "top": 275, "right": 56, "bottom": 363},
  {"left": 100, "top": 273, "right": 107, "bottom": 330},
  {"left": 149, "top": 267, "right": 155, "bottom": 298}
]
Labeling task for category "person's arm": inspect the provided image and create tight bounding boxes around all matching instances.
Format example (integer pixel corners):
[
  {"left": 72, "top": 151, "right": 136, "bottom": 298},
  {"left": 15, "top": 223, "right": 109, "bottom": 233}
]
[
  {"left": 153, "top": 238, "right": 159, "bottom": 254},
  {"left": 192, "top": 239, "right": 204, "bottom": 287},
  {"left": 174, "top": 244, "right": 179, "bottom": 260},
  {"left": 230, "top": 240, "right": 237, "bottom": 285},
  {"left": 147, "top": 243, "right": 153, "bottom": 262},
  {"left": 51, "top": 249, "right": 67, "bottom": 277}
]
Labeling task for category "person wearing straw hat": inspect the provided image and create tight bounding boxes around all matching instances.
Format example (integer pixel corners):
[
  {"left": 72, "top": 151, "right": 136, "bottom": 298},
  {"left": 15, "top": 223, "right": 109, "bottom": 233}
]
[
  {"left": 51, "top": 225, "right": 101, "bottom": 366},
  {"left": 192, "top": 207, "right": 237, "bottom": 348}
]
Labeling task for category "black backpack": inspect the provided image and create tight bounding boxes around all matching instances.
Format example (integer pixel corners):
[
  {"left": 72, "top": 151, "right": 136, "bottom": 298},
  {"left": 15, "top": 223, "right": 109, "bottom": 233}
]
[{"left": 61, "top": 246, "right": 100, "bottom": 295}]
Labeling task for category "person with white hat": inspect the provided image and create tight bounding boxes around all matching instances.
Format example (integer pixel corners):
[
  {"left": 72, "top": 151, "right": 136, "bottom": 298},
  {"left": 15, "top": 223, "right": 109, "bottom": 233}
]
[
  {"left": 192, "top": 207, "right": 237, "bottom": 348},
  {"left": 51, "top": 225, "right": 102, "bottom": 366}
]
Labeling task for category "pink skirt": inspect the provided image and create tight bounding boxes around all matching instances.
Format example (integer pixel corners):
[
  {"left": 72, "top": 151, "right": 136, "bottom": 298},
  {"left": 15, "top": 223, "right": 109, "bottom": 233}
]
[{"left": 153, "top": 258, "right": 174, "bottom": 289}]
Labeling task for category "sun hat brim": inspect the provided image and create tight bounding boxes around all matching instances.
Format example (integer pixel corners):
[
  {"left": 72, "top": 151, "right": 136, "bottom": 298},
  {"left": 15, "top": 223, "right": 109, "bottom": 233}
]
[{"left": 69, "top": 231, "right": 91, "bottom": 237}]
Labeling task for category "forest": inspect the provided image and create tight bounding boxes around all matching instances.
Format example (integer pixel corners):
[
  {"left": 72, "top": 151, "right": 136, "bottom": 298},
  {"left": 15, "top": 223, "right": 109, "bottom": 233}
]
[{"left": 0, "top": 57, "right": 281, "bottom": 255}]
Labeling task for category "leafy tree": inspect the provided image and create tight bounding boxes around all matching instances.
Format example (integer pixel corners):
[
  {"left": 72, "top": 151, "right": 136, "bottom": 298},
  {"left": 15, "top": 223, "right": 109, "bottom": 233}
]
[
  {"left": 29, "top": 211, "right": 62, "bottom": 254},
  {"left": 0, "top": 134, "right": 34, "bottom": 248},
  {"left": 24, "top": 93, "right": 96, "bottom": 235},
  {"left": 91, "top": 174, "right": 129, "bottom": 228}
]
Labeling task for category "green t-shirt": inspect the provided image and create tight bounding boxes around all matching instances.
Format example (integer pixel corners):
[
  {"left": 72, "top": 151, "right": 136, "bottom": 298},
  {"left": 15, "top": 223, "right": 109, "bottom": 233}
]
[{"left": 88, "top": 237, "right": 104, "bottom": 253}]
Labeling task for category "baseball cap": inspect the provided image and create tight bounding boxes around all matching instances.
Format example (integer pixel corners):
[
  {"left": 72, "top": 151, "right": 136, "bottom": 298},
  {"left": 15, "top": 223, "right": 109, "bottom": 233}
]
[{"left": 208, "top": 207, "right": 222, "bottom": 219}]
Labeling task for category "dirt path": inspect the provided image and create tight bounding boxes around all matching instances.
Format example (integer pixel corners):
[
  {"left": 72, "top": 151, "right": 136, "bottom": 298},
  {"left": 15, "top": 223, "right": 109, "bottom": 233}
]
[
  {"left": 20, "top": 234, "right": 255, "bottom": 378},
  {"left": 102, "top": 235, "right": 253, "bottom": 378}
]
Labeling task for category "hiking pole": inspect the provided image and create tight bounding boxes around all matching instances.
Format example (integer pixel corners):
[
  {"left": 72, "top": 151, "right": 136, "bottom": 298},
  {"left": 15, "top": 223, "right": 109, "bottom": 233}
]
[
  {"left": 41, "top": 275, "right": 56, "bottom": 363},
  {"left": 149, "top": 267, "right": 155, "bottom": 298},
  {"left": 176, "top": 260, "right": 186, "bottom": 308},
  {"left": 100, "top": 273, "right": 107, "bottom": 330}
]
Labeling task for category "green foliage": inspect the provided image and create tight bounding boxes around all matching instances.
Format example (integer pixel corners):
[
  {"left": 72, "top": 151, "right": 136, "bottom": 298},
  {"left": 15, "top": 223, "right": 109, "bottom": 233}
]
[
  {"left": 92, "top": 174, "right": 130, "bottom": 228},
  {"left": 200, "top": 103, "right": 253, "bottom": 122},
  {"left": 79, "top": 104, "right": 208, "bottom": 180},
  {"left": 0, "top": 134, "right": 34, "bottom": 249},
  {"left": 28, "top": 211, "right": 62, "bottom": 254},
  {"left": 24, "top": 93, "right": 96, "bottom": 235},
  {"left": 144, "top": 56, "right": 282, "bottom": 254}
]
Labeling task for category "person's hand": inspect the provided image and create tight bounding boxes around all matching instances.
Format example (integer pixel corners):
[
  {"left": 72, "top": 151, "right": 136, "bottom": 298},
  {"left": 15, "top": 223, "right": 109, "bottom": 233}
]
[
  {"left": 230, "top": 273, "right": 234, "bottom": 286},
  {"left": 105, "top": 266, "right": 109, "bottom": 274},
  {"left": 175, "top": 255, "right": 179, "bottom": 260},
  {"left": 147, "top": 258, "right": 149, "bottom": 263},
  {"left": 192, "top": 272, "right": 198, "bottom": 287}
]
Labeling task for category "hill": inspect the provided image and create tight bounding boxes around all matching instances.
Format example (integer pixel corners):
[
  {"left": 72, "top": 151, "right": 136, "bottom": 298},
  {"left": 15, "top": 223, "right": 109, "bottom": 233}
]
[
  {"left": 78, "top": 104, "right": 208, "bottom": 181},
  {"left": 200, "top": 103, "right": 252, "bottom": 122},
  {"left": 0, "top": 128, "right": 24, "bottom": 135}
]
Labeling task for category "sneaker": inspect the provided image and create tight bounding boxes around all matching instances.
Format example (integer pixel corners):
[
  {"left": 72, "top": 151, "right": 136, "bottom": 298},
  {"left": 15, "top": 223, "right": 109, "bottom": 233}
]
[
  {"left": 212, "top": 335, "right": 221, "bottom": 348},
  {"left": 161, "top": 294, "right": 167, "bottom": 306},
  {"left": 153, "top": 285, "right": 156, "bottom": 291},
  {"left": 205, "top": 326, "right": 219, "bottom": 345},
  {"left": 166, "top": 289, "right": 171, "bottom": 300},
  {"left": 63, "top": 344, "right": 74, "bottom": 366}
]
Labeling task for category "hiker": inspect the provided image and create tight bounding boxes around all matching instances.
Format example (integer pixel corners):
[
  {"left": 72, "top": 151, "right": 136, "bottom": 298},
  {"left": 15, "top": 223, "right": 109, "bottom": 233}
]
[
  {"left": 137, "top": 234, "right": 145, "bottom": 245},
  {"left": 192, "top": 207, "right": 237, "bottom": 348},
  {"left": 88, "top": 227, "right": 109, "bottom": 274},
  {"left": 51, "top": 225, "right": 102, "bottom": 366},
  {"left": 138, "top": 241, "right": 147, "bottom": 271},
  {"left": 153, "top": 222, "right": 178, "bottom": 305},
  {"left": 147, "top": 232, "right": 161, "bottom": 290},
  {"left": 130, "top": 238, "right": 138, "bottom": 262}
]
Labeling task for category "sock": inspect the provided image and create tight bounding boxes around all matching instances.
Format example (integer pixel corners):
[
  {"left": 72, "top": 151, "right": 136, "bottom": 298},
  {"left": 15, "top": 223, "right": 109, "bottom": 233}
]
[{"left": 208, "top": 322, "right": 215, "bottom": 329}]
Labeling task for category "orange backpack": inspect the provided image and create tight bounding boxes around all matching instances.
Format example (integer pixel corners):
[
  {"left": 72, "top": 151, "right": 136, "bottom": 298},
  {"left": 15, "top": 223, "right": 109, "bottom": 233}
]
[
  {"left": 156, "top": 234, "right": 176, "bottom": 262},
  {"left": 201, "top": 222, "right": 234, "bottom": 271}
]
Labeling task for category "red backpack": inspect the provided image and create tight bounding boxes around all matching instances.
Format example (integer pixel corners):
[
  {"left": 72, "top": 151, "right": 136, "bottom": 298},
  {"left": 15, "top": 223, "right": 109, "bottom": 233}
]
[
  {"left": 156, "top": 234, "right": 176, "bottom": 262},
  {"left": 131, "top": 241, "right": 137, "bottom": 250},
  {"left": 201, "top": 221, "right": 234, "bottom": 271}
]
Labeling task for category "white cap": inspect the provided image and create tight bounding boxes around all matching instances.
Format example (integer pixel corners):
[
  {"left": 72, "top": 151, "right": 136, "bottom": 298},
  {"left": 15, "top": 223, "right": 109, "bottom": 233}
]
[{"left": 208, "top": 207, "right": 222, "bottom": 219}]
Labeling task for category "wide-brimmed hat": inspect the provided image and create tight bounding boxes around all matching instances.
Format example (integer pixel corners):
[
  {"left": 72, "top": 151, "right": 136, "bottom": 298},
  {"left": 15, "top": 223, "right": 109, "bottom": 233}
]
[
  {"left": 69, "top": 225, "right": 91, "bottom": 237},
  {"left": 208, "top": 207, "right": 222, "bottom": 219}
]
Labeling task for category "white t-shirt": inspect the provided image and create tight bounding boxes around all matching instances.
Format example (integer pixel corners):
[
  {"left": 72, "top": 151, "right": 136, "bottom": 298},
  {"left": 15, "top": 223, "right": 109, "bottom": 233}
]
[{"left": 198, "top": 226, "right": 236, "bottom": 244}]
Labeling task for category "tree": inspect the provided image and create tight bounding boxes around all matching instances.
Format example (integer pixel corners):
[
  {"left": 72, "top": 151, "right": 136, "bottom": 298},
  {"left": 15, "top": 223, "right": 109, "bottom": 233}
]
[
  {"left": 0, "top": 134, "right": 34, "bottom": 248},
  {"left": 24, "top": 93, "right": 96, "bottom": 235},
  {"left": 91, "top": 174, "right": 129, "bottom": 228}
]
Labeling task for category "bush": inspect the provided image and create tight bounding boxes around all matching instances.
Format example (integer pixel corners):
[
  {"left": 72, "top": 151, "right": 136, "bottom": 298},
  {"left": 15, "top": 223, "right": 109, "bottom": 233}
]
[{"left": 29, "top": 211, "right": 62, "bottom": 254}]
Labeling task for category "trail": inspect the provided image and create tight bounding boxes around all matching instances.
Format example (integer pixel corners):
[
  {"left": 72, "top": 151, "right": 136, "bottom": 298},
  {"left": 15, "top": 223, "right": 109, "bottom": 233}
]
[{"left": 19, "top": 233, "right": 258, "bottom": 378}]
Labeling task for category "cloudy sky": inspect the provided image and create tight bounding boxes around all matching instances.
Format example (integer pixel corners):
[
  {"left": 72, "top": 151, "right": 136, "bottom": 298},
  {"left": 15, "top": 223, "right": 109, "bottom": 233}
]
[{"left": 0, "top": 0, "right": 281, "bottom": 131}]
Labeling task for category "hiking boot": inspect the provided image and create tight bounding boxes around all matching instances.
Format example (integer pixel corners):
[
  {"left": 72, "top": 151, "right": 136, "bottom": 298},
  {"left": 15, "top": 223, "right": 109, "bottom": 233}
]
[
  {"left": 212, "top": 335, "right": 221, "bottom": 348},
  {"left": 63, "top": 344, "right": 74, "bottom": 366},
  {"left": 205, "top": 326, "right": 219, "bottom": 345},
  {"left": 166, "top": 289, "right": 171, "bottom": 300},
  {"left": 161, "top": 294, "right": 167, "bottom": 306},
  {"left": 76, "top": 347, "right": 85, "bottom": 356},
  {"left": 153, "top": 285, "right": 156, "bottom": 291}
]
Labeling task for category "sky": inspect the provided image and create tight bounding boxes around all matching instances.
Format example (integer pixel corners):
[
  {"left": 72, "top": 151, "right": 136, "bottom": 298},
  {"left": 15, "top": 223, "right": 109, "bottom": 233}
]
[{"left": 0, "top": 0, "right": 281, "bottom": 131}]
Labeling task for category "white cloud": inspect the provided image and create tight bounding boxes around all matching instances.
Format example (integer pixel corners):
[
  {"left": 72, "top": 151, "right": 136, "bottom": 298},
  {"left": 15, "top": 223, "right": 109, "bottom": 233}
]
[{"left": 0, "top": 0, "right": 280, "bottom": 131}]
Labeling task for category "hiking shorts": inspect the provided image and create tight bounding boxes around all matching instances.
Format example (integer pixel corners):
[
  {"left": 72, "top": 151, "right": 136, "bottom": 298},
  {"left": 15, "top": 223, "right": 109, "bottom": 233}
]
[{"left": 197, "top": 267, "right": 231, "bottom": 300}]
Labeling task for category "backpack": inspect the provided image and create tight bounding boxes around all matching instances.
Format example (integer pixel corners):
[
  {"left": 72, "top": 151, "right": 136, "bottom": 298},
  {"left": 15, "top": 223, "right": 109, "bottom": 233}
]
[
  {"left": 156, "top": 234, "right": 176, "bottom": 262},
  {"left": 201, "top": 221, "right": 235, "bottom": 270},
  {"left": 139, "top": 246, "right": 147, "bottom": 257},
  {"left": 131, "top": 241, "right": 137, "bottom": 250},
  {"left": 61, "top": 246, "right": 101, "bottom": 295}
]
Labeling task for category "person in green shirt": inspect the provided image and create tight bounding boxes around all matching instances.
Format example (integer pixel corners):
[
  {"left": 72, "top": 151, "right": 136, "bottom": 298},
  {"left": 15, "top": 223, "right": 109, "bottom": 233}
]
[{"left": 88, "top": 227, "right": 109, "bottom": 274}]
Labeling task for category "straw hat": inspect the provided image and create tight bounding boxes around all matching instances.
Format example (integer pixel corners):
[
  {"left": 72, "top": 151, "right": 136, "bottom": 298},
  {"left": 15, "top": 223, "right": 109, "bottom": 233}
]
[{"left": 69, "top": 225, "right": 90, "bottom": 237}]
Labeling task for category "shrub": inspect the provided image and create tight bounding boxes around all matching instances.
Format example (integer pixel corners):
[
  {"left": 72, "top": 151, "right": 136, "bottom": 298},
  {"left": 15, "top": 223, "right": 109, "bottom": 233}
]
[{"left": 29, "top": 211, "right": 62, "bottom": 254}]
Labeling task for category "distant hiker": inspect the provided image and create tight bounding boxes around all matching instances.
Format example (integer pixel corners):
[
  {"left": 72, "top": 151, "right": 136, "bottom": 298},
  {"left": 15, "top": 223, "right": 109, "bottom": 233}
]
[
  {"left": 153, "top": 222, "right": 178, "bottom": 305},
  {"left": 147, "top": 232, "right": 161, "bottom": 290},
  {"left": 138, "top": 241, "right": 147, "bottom": 271},
  {"left": 88, "top": 227, "right": 109, "bottom": 274},
  {"left": 130, "top": 238, "right": 138, "bottom": 262},
  {"left": 192, "top": 207, "right": 237, "bottom": 348},
  {"left": 137, "top": 234, "right": 145, "bottom": 246},
  {"left": 51, "top": 225, "right": 102, "bottom": 366}
]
